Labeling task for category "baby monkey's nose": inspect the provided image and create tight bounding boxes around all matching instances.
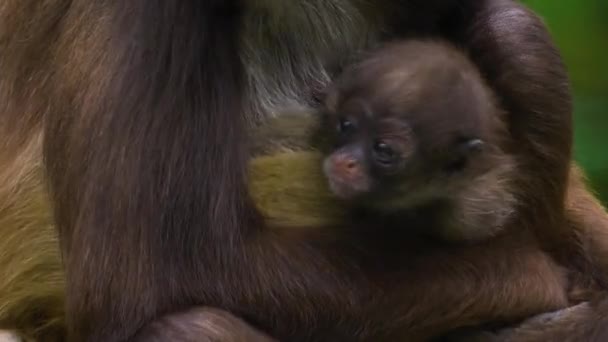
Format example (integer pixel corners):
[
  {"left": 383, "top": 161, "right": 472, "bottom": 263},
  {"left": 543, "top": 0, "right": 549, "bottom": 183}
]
[{"left": 332, "top": 154, "right": 361, "bottom": 179}]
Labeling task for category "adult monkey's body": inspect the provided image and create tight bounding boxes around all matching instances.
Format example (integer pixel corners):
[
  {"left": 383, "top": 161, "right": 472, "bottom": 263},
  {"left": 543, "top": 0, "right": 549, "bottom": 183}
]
[{"left": 0, "top": 0, "right": 601, "bottom": 341}]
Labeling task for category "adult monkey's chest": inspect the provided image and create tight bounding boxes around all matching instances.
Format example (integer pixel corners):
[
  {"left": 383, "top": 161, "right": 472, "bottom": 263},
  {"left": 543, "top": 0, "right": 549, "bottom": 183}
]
[{"left": 239, "top": 0, "right": 384, "bottom": 123}]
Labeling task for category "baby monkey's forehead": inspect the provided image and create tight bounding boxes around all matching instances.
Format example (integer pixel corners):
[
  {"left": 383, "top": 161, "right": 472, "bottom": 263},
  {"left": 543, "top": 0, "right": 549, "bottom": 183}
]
[{"left": 329, "top": 45, "right": 489, "bottom": 121}]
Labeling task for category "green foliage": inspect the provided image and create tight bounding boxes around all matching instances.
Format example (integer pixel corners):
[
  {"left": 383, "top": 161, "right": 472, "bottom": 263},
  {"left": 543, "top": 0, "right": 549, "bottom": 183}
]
[{"left": 524, "top": 0, "right": 608, "bottom": 203}]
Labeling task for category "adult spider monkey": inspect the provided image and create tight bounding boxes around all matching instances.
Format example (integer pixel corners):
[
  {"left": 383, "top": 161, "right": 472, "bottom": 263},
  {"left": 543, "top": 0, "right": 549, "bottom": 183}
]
[{"left": 1, "top": 0, "right": 606, "bottom": 341}]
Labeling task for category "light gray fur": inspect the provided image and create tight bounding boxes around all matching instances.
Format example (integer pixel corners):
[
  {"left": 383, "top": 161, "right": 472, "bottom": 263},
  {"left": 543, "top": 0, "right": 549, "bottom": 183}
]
[
  {"left": 454, "top": 303, "right": 596, "bottom": 342},
  {"left": 0, "top": 331, "right": 20, "bottom": 342},
  {"left": 241, "top": 0, "right": 381, "bottom": 124}
]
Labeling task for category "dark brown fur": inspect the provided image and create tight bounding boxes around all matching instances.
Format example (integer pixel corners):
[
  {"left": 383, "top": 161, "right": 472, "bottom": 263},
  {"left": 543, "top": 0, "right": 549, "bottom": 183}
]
[
  {"left": 1, "top": 0, "right": 605, "bottom": 341},
  {"left": 483, "top": 166, "right": 608, "bottom": 341}
]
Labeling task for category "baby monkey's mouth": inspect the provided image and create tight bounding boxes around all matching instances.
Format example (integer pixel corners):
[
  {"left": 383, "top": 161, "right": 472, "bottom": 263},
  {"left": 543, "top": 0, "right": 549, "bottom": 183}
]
[{"left": 327, "top": 178, "right": 367, "bottom": 200}]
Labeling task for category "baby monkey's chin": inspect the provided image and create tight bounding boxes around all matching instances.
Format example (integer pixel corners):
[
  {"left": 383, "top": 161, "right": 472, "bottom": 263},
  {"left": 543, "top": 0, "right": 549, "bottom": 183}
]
[{"left": 326, "top": 178, "right": 370, "bottom": 200}]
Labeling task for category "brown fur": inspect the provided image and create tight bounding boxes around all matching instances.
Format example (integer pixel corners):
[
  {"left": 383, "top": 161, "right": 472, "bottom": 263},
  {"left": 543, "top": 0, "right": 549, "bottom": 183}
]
[
  {"left": 0, "top": 0, "right": 604, "bottom": 341},
  {"left": 0, "top": 148, "right": 574, "bottom": 340},
  {"left": 2, "top": 151, "right": 607, "bottom": 341},
  {"left": 0, "top": 151, "right": 573, "bottom": 341},
  {"left": 489, "top": 166, "right": 608, "bottom": 341}
]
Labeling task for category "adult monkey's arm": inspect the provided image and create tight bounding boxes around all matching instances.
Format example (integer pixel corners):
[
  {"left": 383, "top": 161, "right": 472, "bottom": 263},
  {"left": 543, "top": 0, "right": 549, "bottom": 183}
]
[
  {"left": 453, "top": 0, "right": 573, "bottom": 244},
  {"left": 456, "top": 2, "right": 608, "bottom": 339}
]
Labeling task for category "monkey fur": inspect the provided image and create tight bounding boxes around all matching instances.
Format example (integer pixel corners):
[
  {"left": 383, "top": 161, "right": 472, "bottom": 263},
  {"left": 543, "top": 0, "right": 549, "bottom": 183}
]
[
  {"left": 0, "top": 145, "right": 607, "bottom": 341},
  {"left": 1, "top": 0, "right": 605, "bottom": 341},
  {"left": 318, "top": 40, "right": 518, "bottom": 243},
  {"left": 132, "top": 307, "right": 277, "bottom": 342},
  {"left": 0, "top": 132, "right": 578, "bottom": 341}
]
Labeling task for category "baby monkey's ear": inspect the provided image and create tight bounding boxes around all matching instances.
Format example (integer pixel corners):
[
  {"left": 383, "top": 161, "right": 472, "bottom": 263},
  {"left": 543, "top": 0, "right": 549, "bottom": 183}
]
[
  {"left": 461, "top": 138, "right": 485, "bottom": 155},
  {"left": 444, "top": 138, "right": 485, "bottom": 173}
]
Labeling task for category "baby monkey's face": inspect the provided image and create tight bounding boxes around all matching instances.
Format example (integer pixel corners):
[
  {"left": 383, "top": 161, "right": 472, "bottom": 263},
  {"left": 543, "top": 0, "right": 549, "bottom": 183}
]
[
  {"left": 322, "top": 97, "right": 485, "bottom": 209},
  {"left": 322, "top": 99, "right": 415, "bottom": 200},
  {"left": 320, "top": 40, "right": 502, "bottom": 210}
]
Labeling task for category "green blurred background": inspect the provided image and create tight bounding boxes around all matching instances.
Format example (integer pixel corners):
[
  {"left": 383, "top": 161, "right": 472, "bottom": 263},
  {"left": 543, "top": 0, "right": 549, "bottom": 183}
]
[{"left": 523, "top": 0, "right": 608, "bottom": 204}]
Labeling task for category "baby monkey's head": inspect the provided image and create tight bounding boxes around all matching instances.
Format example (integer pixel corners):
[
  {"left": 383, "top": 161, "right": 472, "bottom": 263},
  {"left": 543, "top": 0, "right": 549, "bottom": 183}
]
[{"left": 321, "top": 40, "right": 508, "bottom": 210}]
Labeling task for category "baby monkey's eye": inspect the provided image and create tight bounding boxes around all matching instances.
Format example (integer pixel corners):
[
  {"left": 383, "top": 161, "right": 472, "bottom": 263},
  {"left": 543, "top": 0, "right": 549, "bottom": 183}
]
[
  {"left": 372, "top": 141, "right": 396, "bottom": 166},
  {"left": 337, "top": 118, "right": 355, "bottom": 134}
]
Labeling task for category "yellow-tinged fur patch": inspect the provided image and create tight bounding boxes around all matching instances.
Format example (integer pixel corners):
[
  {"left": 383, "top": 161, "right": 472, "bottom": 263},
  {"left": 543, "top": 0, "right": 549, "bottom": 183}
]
[{"left": 249, "top": 151, "right": 347, "bottom": 228}]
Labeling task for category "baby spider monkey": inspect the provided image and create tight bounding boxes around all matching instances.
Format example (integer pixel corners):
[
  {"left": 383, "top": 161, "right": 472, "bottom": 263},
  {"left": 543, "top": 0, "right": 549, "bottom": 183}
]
[{"left": 321, "top": 39, "right": 517, "bottom": 242}]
